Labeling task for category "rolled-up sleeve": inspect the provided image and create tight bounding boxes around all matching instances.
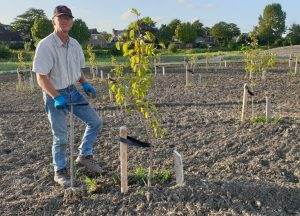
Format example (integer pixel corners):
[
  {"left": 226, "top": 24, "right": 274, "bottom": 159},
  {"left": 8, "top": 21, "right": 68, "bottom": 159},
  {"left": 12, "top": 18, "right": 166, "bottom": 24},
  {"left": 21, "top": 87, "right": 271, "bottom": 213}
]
[{"left": 33, "top": 43, "right": 53, "bottom": 75}]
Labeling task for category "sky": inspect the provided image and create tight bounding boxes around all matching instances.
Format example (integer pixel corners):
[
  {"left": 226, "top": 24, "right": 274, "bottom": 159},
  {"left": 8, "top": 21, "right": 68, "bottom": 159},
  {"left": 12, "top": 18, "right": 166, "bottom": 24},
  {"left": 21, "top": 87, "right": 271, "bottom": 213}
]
[{"left": 0, "top": 0, "right": 299, "bottom": 34}]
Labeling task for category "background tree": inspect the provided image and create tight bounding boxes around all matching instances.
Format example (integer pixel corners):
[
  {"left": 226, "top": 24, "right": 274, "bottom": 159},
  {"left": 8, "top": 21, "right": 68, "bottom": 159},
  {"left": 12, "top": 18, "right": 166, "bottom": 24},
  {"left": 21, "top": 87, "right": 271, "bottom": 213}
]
[
  {"left": 101, "top": 31, "right": 113, "bottom": 42},
  {"left": 157, "top": 24, "right": 172, "bottom": 46},
  {"left": 210, "top": 21, "right": 240, "bottom": 46},
  {"left": 69, "top": 19, "right": 91, "bottom": 45},
  {"left": 11, "top": 8, "right": 46, "bottom": 41},
  {"left": 255, "top": 3, "right": 286, "bottom": 46},
  {"left": 31, "top": 17, "right": 53, "bottom": 45},
  {"left": 285, "top": 24, "right": 300, "bottom": 45},
  {"left": 168, "top": 19, "right": 181, "bottom": 39},
  {"left": 175, "top": 22, "right": 197, "bottom": 45},
  {"left": 192, "top": 20, "right": 205, "bottom": 37}
]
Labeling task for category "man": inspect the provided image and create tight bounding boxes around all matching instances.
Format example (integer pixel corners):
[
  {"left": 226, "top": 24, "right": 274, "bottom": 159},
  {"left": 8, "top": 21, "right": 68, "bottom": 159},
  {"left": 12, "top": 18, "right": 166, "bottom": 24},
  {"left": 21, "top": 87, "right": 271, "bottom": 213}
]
[{"left": 33, "top": 5, "right": 102, "bottom": 187}]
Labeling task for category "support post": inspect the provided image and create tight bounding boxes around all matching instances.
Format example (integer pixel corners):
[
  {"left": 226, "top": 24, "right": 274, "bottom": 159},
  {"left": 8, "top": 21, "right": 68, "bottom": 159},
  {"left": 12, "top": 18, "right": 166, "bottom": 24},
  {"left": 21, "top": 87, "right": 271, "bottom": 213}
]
[
  {"left": 224, "top": 60, "right": 227, "bottom": 68},
  {"left": 173, "top": 149, "right": 184, "bottom": 186},
  {"left": 185, "top": 64, "right": 190, "bottom": 86},
  {"left": 108, "top": 73, "right": 113, "bottom": 102},
  {"left": 100, "top": 70, "right": 104, "bottom": 80},
  {"left": 120, "top": 126, "right": 128, "bottom": 193},
  {"left": 289, "top": 54, "right": 292, "bottom": 68},
  {"left": 265, "top": 97, "right": 271, "bottom": 121},
  {"left": 241, "top": 83, "right": 248, "bottom": 122},
  {"left": 295, "top": 58, "right": 298, "bottom": 74},
  {"left": 162, "top": 66, "right": 165, "bottom": 76}
]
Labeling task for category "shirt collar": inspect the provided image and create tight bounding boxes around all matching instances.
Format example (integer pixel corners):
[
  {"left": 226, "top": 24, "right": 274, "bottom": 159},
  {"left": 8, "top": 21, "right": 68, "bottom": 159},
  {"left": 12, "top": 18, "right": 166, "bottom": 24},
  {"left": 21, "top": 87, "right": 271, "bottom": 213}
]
[{"left": 52, "top": 32, "right": 75, "bottom": 47}]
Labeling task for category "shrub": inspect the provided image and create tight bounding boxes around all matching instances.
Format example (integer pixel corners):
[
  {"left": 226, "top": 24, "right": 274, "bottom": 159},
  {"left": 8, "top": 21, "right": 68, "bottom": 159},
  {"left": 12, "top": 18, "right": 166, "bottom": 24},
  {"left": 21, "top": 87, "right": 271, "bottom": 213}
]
[
  {"left": 0, "top": 44, "right": 12, "bottom": 60},
  {"left": 168, "top": 43, "right": 177, "bottom": 53}
]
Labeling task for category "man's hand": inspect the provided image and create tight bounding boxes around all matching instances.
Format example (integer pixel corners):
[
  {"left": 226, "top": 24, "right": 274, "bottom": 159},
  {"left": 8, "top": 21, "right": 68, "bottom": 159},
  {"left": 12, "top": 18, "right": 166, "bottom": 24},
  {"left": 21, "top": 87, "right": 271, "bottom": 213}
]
[
  {"left": 54, "top": 95, "right": 67, "bottom": 109},
  {"left": 81, "top": 81, "right": 96, "bottom": 97}
]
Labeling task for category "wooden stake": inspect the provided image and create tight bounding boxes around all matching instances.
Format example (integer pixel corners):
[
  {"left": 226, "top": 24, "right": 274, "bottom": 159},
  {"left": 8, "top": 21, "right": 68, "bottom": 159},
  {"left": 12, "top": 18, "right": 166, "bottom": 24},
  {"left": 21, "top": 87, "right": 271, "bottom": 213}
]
[
  {"left": 108, "top": 74, "right": 113, "bottom": 102},
  {"left": 185, "top": 64, "right": 190, "bottom": 86},
  {"left": 265, "top": 97, "right": 271, "bottom": 121},
  {"left": 173, "top": 149, "right": 184, "bottom": 186},
  {"left": 100, "top": 70, "right": 104, "bottom": 80},
  {"left": 120, "top": 126, "right": 128, "bottom": 193},
  {"left": 262, "top": 70, "right": 266, "bottom": 81},
  {"left": 289, "top": 54, "right": 292, "bottom": 68},
  {"left": 206, "top": 57, "right": 209, "bottom": 70},
  {"left": 224, "top": 60, "right": 227, "bottom": 68},
  {"left": 241, "top": 83, "right": 248, "bottom": 122},
  {"left": 198, "top": 73, "right": 201, "bottom": 84},
  {"left": 295, "top": 58, "right": 298, "bottom": 74},
  {"left": 162, "top": 66, "right": 165, "bottom": 76}
]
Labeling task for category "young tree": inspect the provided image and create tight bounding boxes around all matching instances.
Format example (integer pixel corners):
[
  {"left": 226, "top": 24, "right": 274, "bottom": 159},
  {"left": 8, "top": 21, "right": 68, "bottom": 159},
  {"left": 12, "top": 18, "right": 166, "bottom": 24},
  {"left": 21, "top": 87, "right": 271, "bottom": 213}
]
[
  {"left": 11, "top": 8, "right": 47, "bottom": 41},
  {"left": 255, "top": 3, "right": 286, "bottom": 46},
  {"left": 175, "top": 22, "right": 197, "bottom": 45},
  {"left": 128, "top": 17, "right": 158, "bottom": 36},
  {"left": 110, "top": 8, "right": 164, "bottom": 138},
  {"left": 31, "top": 17, "right": 53, "bottom": 45},
  {"left": 286, "top": 24, "right": 300, "bottom": 45},
  {"left": 69, "top": 19, "right": 91, "bottom": 45}
]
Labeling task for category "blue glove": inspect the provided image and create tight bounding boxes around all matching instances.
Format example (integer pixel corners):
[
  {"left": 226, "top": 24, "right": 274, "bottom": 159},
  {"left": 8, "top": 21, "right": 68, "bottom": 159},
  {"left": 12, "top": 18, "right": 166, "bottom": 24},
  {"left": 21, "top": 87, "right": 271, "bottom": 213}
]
[
  {"left": 81, "top": 81, "right": 96, "bottom": 97},
  {"left": 54, "top": 95, "right": 67, "bottom": 110}
]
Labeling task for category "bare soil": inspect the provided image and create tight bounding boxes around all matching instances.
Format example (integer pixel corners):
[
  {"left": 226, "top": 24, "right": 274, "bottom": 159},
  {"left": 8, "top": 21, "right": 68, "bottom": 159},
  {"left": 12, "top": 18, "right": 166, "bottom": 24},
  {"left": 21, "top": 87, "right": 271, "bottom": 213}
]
[{"left": 0, "top": 67, "right": 299, "bottom": 215}]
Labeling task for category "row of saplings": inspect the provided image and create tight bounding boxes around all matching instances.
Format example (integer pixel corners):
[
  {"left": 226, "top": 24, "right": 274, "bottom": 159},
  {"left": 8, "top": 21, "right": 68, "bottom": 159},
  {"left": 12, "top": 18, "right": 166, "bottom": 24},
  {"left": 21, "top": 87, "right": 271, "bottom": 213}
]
[{"left": 14, "top": 11, "right": 298, "bottom": 199}]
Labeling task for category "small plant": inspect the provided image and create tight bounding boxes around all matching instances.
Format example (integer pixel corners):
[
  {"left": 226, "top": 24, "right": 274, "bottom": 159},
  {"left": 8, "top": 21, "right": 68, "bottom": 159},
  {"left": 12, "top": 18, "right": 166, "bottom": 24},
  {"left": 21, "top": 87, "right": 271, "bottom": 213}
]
[
  {"left": 129, "top": 166, "right": 172, "bottom": 185},
  {"left": 250, "top": 115, "right": 281, "bottom": 124},
  {"left": 131, "top": 166, "right": 148, "bottom": 185},
  {"left": 168, "top": 43, "right": 177, "bottom": 53},
  {"left": 87, "top": 44, "right": 97, "bottom": 79},
  {"left": 153, "top": 169, "right": 172, "bottom": 184},
  {"left": 84, "top": 176, "right": 98, "bottom": 193}
]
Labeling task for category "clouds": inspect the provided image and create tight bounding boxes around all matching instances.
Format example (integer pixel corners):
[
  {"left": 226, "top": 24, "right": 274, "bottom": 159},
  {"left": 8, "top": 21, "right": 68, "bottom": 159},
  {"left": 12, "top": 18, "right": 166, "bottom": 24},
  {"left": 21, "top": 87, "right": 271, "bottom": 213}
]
[{"left": 175, "top": 0, "right": 217, "bottom": 11}]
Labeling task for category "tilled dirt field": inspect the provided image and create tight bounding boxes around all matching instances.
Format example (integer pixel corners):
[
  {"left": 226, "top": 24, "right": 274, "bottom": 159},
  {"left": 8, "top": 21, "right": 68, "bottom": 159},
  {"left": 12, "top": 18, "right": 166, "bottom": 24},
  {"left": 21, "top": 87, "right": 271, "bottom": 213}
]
[{"left": 0, "top": 68, "right": 299, "bottom": 215}]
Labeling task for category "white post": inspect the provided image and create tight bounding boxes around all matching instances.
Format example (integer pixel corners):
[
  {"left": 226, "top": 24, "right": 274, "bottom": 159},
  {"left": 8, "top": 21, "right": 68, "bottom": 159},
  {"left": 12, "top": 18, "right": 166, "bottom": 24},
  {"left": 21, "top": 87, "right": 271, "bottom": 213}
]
[
  {"left": 198, "top": 73, "right": 201, "bottom": 84},
  {"left": 241, "top": 83, "right": 248, "bottom": 122},
  {"left": 224, "top": 60, "right": 227, "bottom": 68},
  {"left": 289, "top": 54, "right": 292, "bottom": 68},
  {"left": 162, "top": 66, "right": 165, "bottom": 76},
  {"left": 185, "top": 64, "right": 189, "bottom": 86},
  {"left": 100, "top": 70, "right": 104, "bottom": 80},
  {"left": 120, "top": 126, "right": 128, "bottom": 193},
  {"left": 108, "top": 74, "right": 113, "bottom": 102},
  {"left": 173, "top": 149, "right": 184, "bottom": 186},
  {"left": 265, "top": 97, "right": 271, "bottom": 121},
  {"left": 262, "top": 70, "right": 266, "bottom": 81},
  {"left": 295, "top": 58, "right": 298, "bottom": 74}
]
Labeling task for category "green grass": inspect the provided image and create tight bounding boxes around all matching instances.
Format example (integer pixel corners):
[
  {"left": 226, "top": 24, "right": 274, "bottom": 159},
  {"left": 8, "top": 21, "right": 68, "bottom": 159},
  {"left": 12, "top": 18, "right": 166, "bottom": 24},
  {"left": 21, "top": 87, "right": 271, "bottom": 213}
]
[
  {"left": 250, "top": 115, "right": 281, "bottom": 124},
  {"left": 129, "top": 166, "right": 173, "bottom": 186},
  {"left": 0, "top": 61, "right": 32, "bottom": 73},
  {"left": 0, "top": 49, "right": 245, "bottom": 72}
]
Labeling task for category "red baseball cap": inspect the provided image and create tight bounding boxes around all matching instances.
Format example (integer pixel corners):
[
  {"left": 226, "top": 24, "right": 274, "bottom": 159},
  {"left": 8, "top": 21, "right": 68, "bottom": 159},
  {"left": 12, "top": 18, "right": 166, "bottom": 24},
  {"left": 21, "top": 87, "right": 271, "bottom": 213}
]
[{"left": 53, "top": 5, "right": 74, "bottom": 18}]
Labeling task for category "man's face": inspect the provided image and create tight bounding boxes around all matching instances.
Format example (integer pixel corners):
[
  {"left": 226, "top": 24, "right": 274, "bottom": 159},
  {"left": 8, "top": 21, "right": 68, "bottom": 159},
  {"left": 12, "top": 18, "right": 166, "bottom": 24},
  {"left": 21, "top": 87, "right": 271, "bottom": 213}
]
[{"left": 53, "top": 15, "right": 73, "bottom": 33}]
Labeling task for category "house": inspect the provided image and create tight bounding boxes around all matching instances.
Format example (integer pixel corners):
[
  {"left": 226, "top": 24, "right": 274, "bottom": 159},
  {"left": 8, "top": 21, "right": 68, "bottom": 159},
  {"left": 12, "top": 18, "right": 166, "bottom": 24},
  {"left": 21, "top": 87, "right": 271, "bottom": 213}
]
[
  {"left": 0, "top": 23, "right": 23, "bottom": 45},
  {"left": 110, "top": 29, "right": 125, "bottom": 43},
  {"left": 194, "top": 36, "right": 217, "bottom": 48},
  {"left": 88, "top": 28, "right": 108, "bottom": 48}
]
